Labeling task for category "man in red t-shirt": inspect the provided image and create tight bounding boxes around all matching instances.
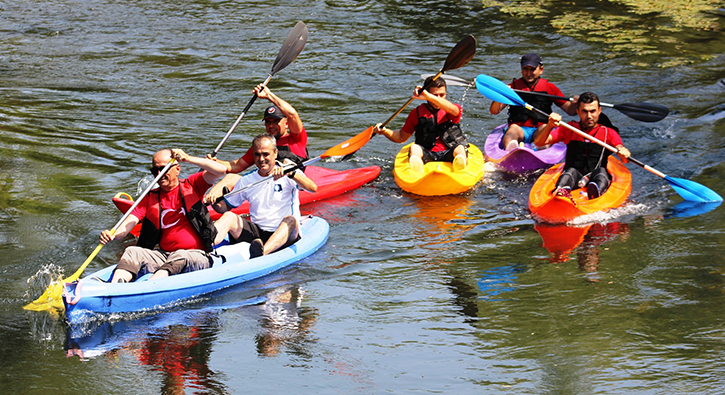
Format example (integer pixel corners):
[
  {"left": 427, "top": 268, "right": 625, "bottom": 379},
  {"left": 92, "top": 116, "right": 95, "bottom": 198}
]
[
  {"left": 207, "top": 84, "right": 307, "bottom": 202},
  {"left": 534, "top": 92, "right": 631, "bottom": 199},
  {"left": 373, "top": 76, "right": 469, "bottom": 173},
  {"left": 99, "top": 149, "right": 226, "bottom": 283},
  {"left": 490, "top": 53, "right": 579, "bottom": 150}
]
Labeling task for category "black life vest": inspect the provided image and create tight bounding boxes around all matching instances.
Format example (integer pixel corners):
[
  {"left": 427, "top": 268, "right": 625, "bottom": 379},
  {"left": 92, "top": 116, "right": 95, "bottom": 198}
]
[
  {"left": 413, "top": 105, "right": 468, "bottom": 151},
  {"left": 564, "top": 123, "right": 614, "bottom": 175},
  {"left": 136, "top": 179, "right": 217, "bottom": 252},
  {"left": 508, "top": 78, "right": 554, "bottom": 125},
  {"left": 277, "top": 146, "right": 308, "bottom": 170}
]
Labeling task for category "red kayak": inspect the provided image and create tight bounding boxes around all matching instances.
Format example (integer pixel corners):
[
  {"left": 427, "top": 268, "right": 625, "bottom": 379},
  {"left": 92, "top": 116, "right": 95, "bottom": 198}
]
[{"left": 112, "top": 165, "right": 380, "bottom": 235}]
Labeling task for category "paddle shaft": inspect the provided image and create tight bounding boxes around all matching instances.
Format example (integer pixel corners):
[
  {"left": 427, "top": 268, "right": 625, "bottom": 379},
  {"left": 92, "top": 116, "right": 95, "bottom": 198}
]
[
  {"left": 210, "top": 75, "right": 272, "bottom": 158},
  {"left": 529, "top": 105, "right": 665, "bottom": 177},
  {"left": 379, "top": 71, "right": 444, "bottom": 129},
  {"left": 513, "top": 89, "right": 619, "bottom": 110},
  {"left": 209, "top": 22, "right": 308, "bottom": 158}
]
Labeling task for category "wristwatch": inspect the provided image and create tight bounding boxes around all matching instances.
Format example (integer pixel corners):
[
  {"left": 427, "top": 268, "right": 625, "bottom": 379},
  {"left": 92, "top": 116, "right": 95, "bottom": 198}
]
[{"left": 288, "top": 170, "right": 296, "bottom": 179}]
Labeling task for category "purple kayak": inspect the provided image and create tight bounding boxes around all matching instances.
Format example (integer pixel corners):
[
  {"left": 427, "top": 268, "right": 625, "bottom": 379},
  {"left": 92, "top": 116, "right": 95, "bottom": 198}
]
[{"left": 483, "top": 124, "right": 566, "bottom": 173}]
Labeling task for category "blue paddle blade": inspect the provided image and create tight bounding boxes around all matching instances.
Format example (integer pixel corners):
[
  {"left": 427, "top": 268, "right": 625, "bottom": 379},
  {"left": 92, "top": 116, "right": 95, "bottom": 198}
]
[
  {"left": 665, "top": 175, "right": 723, "bottom": 202},
  {"left": 475, "top": 74, "right": 527, "bottom": 107}
]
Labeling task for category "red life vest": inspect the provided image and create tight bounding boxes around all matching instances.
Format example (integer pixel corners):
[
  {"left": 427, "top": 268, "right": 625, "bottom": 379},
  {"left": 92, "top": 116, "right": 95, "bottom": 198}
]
[{"left": 136, "top": 179, "right": 216, "bottom": 252}]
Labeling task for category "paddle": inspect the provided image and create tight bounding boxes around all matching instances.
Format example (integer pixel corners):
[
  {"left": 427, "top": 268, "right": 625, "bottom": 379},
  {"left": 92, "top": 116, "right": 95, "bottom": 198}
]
[
  {"left": 209, "top": 21, "right": 308, "bottom": 158},
  {"left": 23, "top": 160, "right": 179, "bottom": 312},
  {"left": 422, "top": 73, "right": 670, "bottom": 123},
  {"left": 475, "top": 74, "right": 723, "bottom": 203},
  {"left": 374, "top": 35, "right": 477, "bottom": 134},
  {"left": 512, "top": 89, "right": 669, "bottom": 123},
  {"left": 218, "top": 127, "right": 374, "bottom": 201}
]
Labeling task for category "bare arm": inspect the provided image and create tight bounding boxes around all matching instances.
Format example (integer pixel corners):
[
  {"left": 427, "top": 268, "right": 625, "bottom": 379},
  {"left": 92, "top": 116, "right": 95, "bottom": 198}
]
[
  {"left": 490, "top": 101, "right": 507, "bottom": 115},
  {"left": 204, "top": 173, "right": 242, "bottom": 204},
  {"left": 416, "top": 87, "right": 460, "bottom": 118},
  {"left": 373, "top": 123, "right": 412, "bottom": 143},
  {"left": 288, "top": 169, "right": 317, "bottom": 193},
  {"left": 171, "top": 148, "right": 227, "bottom": 184},
  {"left": 533, "top": 112, "right": 561, "bottom": 147},
  {"left": 255, "top": 84, "right": 304, "bottom": 136},
  {"left": 558, "top": 94, "right": 579, "bottom": 116},
  {"left": 615, "top": 144, "right": 630, "bottom": 163},
  {"left": 99, "top": 215, "right": 140, "bottom": 244}
]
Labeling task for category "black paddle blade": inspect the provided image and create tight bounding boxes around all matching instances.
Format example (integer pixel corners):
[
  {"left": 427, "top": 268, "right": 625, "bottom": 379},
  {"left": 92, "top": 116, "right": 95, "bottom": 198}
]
[
  {"left": 612, "top": 102, "right": 669, "bottom": 122},
  {"left": 270, "top": 21, "right": 308, "bottom": 75},
  {"left": 442, "top": 35, "right": 476, "bottom": 72}
]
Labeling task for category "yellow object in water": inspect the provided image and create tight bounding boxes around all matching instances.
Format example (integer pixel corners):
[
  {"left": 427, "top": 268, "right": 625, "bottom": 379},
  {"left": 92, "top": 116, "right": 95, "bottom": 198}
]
[{"left": 393, "top": 143, "right": 485, "bottom": 196}]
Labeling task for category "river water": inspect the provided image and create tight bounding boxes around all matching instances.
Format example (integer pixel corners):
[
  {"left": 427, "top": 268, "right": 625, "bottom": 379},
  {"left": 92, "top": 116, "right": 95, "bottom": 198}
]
[{"left": 2, "top": 0, "right": 725, "bottom": 393}]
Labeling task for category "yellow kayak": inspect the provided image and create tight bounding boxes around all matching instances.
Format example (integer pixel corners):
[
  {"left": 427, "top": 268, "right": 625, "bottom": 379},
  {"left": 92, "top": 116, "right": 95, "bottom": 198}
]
[{"left": 393, "top": 143, "right": 485, "bottom": 196}]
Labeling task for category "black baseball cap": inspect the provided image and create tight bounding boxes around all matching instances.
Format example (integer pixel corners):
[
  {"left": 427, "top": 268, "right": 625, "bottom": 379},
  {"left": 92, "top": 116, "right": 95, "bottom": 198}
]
[
  {"left": 521, "top": 53, "right": 543, "bottom": 68},
  {"left": 263, "top": 105, "right": 286, "bottom": 120}
]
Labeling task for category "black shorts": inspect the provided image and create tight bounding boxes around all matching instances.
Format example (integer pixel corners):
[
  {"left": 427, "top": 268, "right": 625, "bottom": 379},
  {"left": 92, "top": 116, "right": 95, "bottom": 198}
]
[
  {"left": 229, "top": 217, "right": 301, "bottom": 247},
  {"left": 421, "top": 145, "right": 467, "bottom": 163},
  {"left": 229, "top": 217, "right": 275, "bottom": 245}
]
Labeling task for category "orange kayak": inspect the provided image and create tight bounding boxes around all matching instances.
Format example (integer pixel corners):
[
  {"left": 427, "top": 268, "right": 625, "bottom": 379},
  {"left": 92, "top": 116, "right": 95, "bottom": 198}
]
[{"left": 528, "top": 157, "right": 632, "bottom": 224}]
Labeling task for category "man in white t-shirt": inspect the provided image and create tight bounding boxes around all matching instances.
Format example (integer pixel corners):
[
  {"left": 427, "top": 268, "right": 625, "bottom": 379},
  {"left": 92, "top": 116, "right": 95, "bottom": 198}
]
[{"left": 207, "top": 134, "right": 317, "bottom": 258}]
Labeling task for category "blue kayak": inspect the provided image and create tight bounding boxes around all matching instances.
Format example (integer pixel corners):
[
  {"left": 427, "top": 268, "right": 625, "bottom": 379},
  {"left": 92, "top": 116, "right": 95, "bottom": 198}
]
[{"left": 63, "top": 216, "right": 329, "bottom": 323}]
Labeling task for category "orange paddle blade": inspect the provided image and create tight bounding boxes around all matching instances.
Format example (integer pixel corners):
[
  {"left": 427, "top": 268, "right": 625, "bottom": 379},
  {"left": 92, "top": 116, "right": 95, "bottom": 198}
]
[{"left": 320, "top": 126, "right": 374, "bottom": 158}]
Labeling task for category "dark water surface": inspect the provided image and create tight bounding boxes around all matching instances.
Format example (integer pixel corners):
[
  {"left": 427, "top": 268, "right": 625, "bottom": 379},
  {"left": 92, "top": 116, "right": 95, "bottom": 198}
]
[{"left": 2, "top": 0, "right": 725, "bottom": 393}]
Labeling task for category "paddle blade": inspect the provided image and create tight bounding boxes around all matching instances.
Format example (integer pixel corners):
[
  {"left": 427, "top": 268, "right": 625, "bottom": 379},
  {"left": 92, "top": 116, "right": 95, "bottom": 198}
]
[
  {"left": 270, "top": 21, "right": 308, "bottom": 75},
  {"left": 442, "top": 35, "right": 476, "bottom": 72},
  {"left": 321, "top": 126, "right": 375, "bottom": 158},
  {"left": 665, "top": 175, "right": 723, "bottom": 203},
  {"left": 23, "top": 281, "right": 65, "bottom": 312},
  {"left": 475, "top": 74, "right": 526, "bottom": 107},
  {"left": 612, "top": 102, "right": 670, "bottom": 122}
]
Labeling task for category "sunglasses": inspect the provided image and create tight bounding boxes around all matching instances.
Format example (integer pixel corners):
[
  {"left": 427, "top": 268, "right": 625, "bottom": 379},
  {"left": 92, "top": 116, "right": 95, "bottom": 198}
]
[{"left": 149, "top": 164, "right": 178, "bottom": 176}]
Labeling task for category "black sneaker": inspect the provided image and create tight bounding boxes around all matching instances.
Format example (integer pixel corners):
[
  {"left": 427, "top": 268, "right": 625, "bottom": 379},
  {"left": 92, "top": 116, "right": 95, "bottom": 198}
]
[
  {"left": 250, "top": 239, "right": 264, "bottom": 258},
  {"left": 587, "top": 182, "right": 601, "bottom": 199}
]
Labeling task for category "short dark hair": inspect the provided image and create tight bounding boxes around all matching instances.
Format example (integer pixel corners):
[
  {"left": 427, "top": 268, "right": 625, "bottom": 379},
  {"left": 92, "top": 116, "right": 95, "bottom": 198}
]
[
  {"left": 424, "top": 76, "right": 446, "bottom": 91},
  {"left": 252, "top": 133, "right": 277, "bottom": 151},
  {"left": 577, "top": 92, "right": 600, "bottom": 109}
]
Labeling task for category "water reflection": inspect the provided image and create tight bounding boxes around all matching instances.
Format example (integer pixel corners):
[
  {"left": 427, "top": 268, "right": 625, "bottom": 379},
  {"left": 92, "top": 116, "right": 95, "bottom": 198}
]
[
  {"left": 252, "top": 286, "right": 318, "bottom": 358},
  {"left": 64, "top": 284, "right": 317, "bottom": 391},
  {"left": 65, "top": 309, "right": 227, "bottom": 393},
  {"left": 535, "top": 222, "right": 630, "bottom": 280},
  {"left": 409, "top": 194, "right": 476, "bottom": 247}
]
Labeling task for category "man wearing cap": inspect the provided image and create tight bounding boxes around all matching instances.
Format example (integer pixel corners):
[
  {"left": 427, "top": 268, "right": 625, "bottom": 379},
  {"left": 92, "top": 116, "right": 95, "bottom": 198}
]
[
  {"left": 207, "top": 84, "right": 308, "bottom": 202},
  {"left": 490, "top": 53, "right": 578, "bottom": 150}
]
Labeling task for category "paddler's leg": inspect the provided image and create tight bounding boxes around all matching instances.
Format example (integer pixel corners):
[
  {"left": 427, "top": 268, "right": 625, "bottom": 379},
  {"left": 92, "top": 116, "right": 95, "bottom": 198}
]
[
  {"left": 257, "top": 216, "right": 300, "bottom": 257},
  {"left": 451, "top": 144, "right": 467, "bottom": 171},
  {"left": 111, "top": 247, "right": 167, "bottom": 283},
  {"left": 150, "top": 249, "right": 211, "bottom": 279},
  {"left": 408, "top": 144, "right": 425, "bottom": 173},
  {"left": 587, "top": 167, "right": 611, "bottom": 199},
  {"left": 554, "top": 168, "right": 581, "bottom": 196},
  {"left": 213, "top": 212, "right": 245, "bottom": 245},
  {"left": 502, "top": 124, "right": 525, "bottom": 150}
]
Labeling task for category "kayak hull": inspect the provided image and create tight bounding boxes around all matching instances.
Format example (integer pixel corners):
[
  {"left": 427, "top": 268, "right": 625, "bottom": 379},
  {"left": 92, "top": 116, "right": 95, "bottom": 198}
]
[
  {"left": 484, "top": 124, "right": 566, "bottom": 173},
  {"left": 528, "top": 158, "right": 632, "bottom": 224},
  {"left": 393, "top": 143, "right": 485, "bottom": 196},
  {"left": 63, "top": 216, "right": 329, "bottom": 322},
  {"left": 113, "top": 165, "right": 379, "bottom": 232}
]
